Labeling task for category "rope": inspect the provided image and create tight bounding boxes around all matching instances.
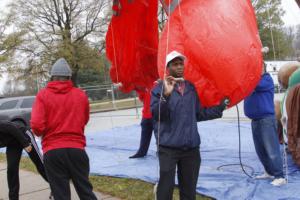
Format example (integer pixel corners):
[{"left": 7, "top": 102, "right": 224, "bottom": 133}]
[
  {"left": 110, "top": 3, "right": 120, "bottom": 84},
  {"left": 111, "top": 23, "right": 120, "bottom": 84},
  {"left": 178, "top": 0, "right": 182, "bottom": 17},
  {"left": 217, "top": 105, "right": 254, "bottom": 179},
  {"left": 218, "top": 104, "right": 290, "bottom": 183},
  {"left": 108, "top": 95, "right": 124, "bottom": 165},
  {"left": 280, "top": 93, "right": 289, "bottom": 182},
  {"left": 236, "top": 105, "right": 254, "bottom": 178},
  {"left": 282, "top": 129, "right": 289, "bottom": 183},
  {"left": 154, "top": 1, "right": 172, "bottom": 198},
  {"left": 266, "top": 2, "right": 277, "bottom": 60},
  {"left": 107, "top": 2, "right": 124, "bottom": 166}
]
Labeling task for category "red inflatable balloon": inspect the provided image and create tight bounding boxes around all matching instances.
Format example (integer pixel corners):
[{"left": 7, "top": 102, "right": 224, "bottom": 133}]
[
  {"left": 158, "top": 0, "right": 263, "bottom": 107},
  {"left": 106, "top": 0, "right": 159, "bottom": 93}
]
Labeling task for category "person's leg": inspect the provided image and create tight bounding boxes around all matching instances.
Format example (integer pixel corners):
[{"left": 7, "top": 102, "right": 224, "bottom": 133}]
[
  {"left": 27, "top": 146, "right": 48, "bottom": 181},
  {"left": 44, "top": 149, "right": 71, "bottom": 200},
  {"left": 177, "top": 148, "right": 201, "bottom": 200},
  {"left": 67, "top": 149, "right": 97, "bottom": 200},
  {"left": 6, "top": 143, "right": 23, "bottom": 200},
  {"left": 156, "top": 146, "right": 178, "bottom": 200},
  {"left": 24, "top": 130, "right": 48, "bottom": 182},
  {"left": 130, "top": 118, "right": 153, "bottom": 158},
  {"left": 251, "top": 120, "right": 272, "bottom": 175},
  {"left": 260, "top": 117, "right": 284, "bottom": 178}
]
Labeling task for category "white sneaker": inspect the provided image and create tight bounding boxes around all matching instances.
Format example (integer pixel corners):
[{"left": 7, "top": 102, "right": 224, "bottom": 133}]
[
  {"left": 255, "top": 172, "right": 274, "bottom": 179},
  {"left": 271, "top": 178, "right": 287, "bottom": 186}
]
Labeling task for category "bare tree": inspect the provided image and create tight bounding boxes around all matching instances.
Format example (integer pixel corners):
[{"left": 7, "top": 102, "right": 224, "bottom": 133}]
[
  {"left": 294, "top": 25, "right": 300, "bottom": 58},
  {"left": 9, "top": 0, "right": 110, "bottom": 85},
  {"left": 0, "top": 14, "right": 24, "bottom": 68}
]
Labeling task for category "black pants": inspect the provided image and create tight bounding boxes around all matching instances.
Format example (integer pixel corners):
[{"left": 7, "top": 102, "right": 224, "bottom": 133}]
[
  {"left": 44, "top": 148, "right": 97, "bottom": 200},
  {"left": 157, "top": 146, "right": 201, "bottom": 200},
  {"left": 6, "top": 131, "right": 47, "bottom": 200},
  {"left": 136, "top": 118, "right": 153, "bottom": 155},
  {"left": 6, "top": 143, "right": 22, "bottom": 200}
]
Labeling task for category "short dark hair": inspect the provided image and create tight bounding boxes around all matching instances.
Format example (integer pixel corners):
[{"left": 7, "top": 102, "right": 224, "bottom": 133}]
[{"left": 51, "top": 76, "right": 71, "bottom": 81}]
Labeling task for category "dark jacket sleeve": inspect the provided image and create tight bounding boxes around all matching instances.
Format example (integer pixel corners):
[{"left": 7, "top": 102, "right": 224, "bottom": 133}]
[
  {"left": 196, "top": 97, "right": 225, "bottom": 121},
  {"left": 150, "top": 85, "right": 170, "bottom": 121},
  {"left": 13, "top": 124, "right": 30, "bottom": 148},
  {"left": 1, "top": 121, "right": 30, "bottom": 148}
]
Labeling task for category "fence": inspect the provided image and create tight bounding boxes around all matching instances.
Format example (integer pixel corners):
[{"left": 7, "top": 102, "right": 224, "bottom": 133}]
[{"left": 80, "top": 84, "right": 142, "bottom": 114}]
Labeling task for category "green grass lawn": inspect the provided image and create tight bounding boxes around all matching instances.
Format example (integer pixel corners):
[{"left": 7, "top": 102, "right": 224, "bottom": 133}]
[{"left": 0, "top": 153, "right": 212, "bottom": 200}]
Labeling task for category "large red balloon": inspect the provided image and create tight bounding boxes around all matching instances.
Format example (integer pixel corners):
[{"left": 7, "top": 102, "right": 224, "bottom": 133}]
[
  {"left": 158, "top": 0, "right": 263, "bottom": 107},
  {"left": 106, "top": 0, "right": 159, "bottom": 93}
]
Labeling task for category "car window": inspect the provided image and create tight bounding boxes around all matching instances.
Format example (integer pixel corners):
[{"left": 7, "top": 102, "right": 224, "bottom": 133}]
[
  {"left": 20, "top": 98, "right": 35, "bottom": 108},
  {"left": 0, "top": 100, "right": 18, "bottom": 110}
]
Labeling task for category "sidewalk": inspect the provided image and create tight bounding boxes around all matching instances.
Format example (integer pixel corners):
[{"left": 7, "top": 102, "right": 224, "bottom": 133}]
[{"left": 0, "top": 163, "right": 119, "bottom": 200}]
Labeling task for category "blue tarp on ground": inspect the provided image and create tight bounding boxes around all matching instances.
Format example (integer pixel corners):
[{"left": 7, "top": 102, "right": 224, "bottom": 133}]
[
  {"left": 86, "top": 121, "right": 300, "bottom": 200},
  {"left": 1, "top": 121, "right": 299, "bottom": 199}
]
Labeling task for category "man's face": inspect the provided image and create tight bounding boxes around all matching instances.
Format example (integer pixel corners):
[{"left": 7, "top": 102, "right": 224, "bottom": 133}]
[{"left": 168, "top": 58, "right": 184, "bottom": 78}]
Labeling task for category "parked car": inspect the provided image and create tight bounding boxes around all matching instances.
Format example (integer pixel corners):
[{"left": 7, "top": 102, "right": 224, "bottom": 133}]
[{"left": 0, "top": 96, "right": 35, "bottom": 127}]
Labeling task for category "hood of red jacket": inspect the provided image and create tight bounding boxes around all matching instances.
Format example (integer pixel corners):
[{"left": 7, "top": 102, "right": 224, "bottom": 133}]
[{"left": 46, "top": 80, "right": 73, "bottom": 94}]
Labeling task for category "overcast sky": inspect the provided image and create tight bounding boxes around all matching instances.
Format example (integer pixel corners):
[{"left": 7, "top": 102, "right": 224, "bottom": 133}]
[
  {"left": 0, "top": 0, "right": 9, "bottom": 10},
  {"left": 282, "top": 0, "right": 300, "bottom": 26},
  {"left": 0, "top": 0, "right": 299, "bottom": 92},
  {"left": 3, "top": 0, "right": 299, "bottom": 25}
]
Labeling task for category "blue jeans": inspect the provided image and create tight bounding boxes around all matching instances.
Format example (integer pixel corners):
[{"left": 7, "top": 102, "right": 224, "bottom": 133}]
[{"left": 251, "top": 116, "right": 284, "bottom": 178}]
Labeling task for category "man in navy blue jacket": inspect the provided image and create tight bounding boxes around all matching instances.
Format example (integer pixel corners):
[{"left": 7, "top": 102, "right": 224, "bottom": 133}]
[
  {"left": 244, "top": 63, "right": 286, "bottom": 186},
  {"left": 151, "top": 51, "right": 228, "bottom": 200}
]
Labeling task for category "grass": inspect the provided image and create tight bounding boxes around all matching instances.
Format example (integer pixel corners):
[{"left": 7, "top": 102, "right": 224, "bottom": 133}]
[
  {"left": 0, "top": 153, "right": 5, "bottom": 162},
  {"left": 90, "top": 176, "right": 212, "bottom": 200},
  {"left": 0, "top": 153, "right": 212, "bottom": 200},
  {"left": 90, "top": 98, "right": 142, "bottom": 112}
]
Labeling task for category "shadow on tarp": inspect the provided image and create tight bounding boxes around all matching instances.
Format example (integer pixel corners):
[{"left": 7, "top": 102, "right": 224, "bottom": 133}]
[{"left": 86, "top": 121, "right": 300, "bottom": 200}]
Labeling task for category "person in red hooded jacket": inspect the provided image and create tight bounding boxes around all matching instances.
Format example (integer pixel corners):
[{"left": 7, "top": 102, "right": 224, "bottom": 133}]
[{"left": 30, "top": 58, "right": 97, "bottom": 200}]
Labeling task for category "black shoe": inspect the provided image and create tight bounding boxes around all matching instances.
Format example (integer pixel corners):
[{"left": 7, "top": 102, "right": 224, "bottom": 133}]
[{"left": 129, "top": 153, "right": 146, "bottom": 159}]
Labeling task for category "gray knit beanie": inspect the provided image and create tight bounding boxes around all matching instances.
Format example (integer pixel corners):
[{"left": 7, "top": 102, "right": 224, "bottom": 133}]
[{"left": 50, "top": 58, "right": 72, "bottom": 77}]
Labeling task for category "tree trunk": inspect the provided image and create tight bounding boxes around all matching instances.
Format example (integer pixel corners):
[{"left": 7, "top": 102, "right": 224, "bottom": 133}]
[{"left": 71, "top": 64, "right": 80, "bottom": 87}]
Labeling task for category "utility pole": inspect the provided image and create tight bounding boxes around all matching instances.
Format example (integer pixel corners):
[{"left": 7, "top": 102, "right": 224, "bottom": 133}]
[{"left": 267, "top": 1, "right": 276, "bottom": 60}]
